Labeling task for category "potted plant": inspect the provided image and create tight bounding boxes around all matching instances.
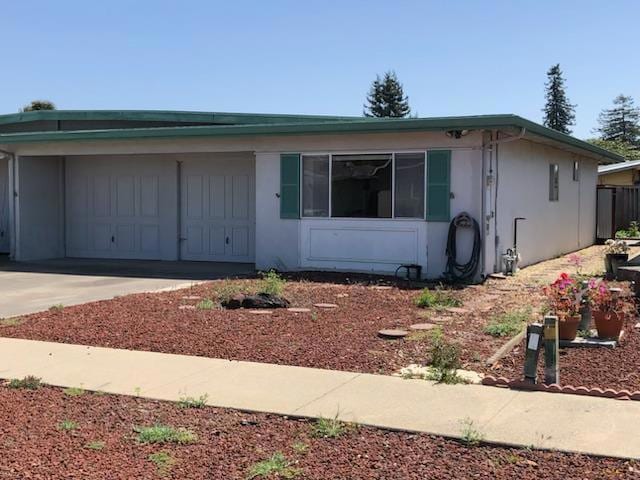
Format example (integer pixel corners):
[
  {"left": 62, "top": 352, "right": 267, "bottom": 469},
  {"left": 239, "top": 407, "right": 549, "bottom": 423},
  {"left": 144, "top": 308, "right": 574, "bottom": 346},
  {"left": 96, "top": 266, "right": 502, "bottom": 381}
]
[
  {"left": 543, "top": 273, "right": 583, "bottom": 341},
  {"left": 603, "top": 239, "right": 630, "bottom": 279},
  {"left": 592, "top": 282, "right": 625, "bottom": 340}
]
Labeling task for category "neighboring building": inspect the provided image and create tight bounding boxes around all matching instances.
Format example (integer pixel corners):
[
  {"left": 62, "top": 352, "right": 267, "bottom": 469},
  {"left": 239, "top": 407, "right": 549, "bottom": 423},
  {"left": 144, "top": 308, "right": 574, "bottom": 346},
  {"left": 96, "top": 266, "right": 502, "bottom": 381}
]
[
  {"left": 598, "top": 159, "right": 640, "bottom": 186},
  {"left": 0, "top": 111, "right": 622, "bottom": 279}
]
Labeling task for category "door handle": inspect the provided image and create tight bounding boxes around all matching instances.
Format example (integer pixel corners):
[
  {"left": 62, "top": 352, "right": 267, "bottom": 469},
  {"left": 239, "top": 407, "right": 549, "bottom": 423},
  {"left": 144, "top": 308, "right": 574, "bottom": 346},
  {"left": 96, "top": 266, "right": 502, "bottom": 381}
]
[
  {"left": 225, "top": 236, "right": 230, "bottom": 245},
  {"left": 111, "top": 235, "right": 115, "bottom": 243}
]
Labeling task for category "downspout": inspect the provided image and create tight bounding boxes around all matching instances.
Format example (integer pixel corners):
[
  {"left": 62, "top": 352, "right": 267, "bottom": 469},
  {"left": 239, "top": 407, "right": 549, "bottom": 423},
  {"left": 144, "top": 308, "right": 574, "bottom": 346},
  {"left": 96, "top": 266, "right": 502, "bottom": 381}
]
[{"left": 0, "top": 148, "right": 16, "bottom": 260}]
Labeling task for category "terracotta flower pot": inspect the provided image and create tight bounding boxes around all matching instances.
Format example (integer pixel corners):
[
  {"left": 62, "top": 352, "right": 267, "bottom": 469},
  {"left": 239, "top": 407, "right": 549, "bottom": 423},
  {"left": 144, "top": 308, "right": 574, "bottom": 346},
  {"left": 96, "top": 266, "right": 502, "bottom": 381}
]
[
  {"left": 593, "top": 310, "right": 624, "bottom": 340},
  {"left": 558, "top": 315, "right": 581, "bottom": 341}
]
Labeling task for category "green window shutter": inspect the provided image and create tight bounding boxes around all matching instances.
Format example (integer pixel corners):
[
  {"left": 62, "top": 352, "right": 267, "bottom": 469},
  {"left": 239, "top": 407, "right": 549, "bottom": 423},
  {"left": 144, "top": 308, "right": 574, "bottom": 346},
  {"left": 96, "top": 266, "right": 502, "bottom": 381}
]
[
  {"left": 280, "top": 153, "right": 300, "bottom": 219},
  {"left": 426, "top": 150, "right": 451, "bottom": 222}
]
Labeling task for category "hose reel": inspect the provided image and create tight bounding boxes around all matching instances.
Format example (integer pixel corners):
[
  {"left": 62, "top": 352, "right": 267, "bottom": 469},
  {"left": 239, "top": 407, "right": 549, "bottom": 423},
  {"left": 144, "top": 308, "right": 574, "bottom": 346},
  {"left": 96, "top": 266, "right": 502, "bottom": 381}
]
[{"left": 445, "top": 212, "right": 481, "bottom": 283}]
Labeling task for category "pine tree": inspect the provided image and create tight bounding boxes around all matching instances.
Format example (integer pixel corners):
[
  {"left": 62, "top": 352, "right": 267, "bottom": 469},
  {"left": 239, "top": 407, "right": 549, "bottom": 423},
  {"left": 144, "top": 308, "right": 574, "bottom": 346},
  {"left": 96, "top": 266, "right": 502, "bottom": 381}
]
[
  {"left": 542, "top": 64, "right": 576, "bottom": 134},
  {"left": 20, "top": 100, "right": 56, "bottom": 112},
  {"left": 596, "top": 94, "right": 640, "bottom": 146},
  {"left": 363, "top": 71, "right": 411, "bottom": 118}
]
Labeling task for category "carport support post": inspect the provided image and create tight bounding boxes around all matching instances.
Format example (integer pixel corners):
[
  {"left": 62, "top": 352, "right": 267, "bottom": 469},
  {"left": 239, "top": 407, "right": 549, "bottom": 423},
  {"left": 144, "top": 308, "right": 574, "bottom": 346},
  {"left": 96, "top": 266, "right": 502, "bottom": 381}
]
[
  {"left": 523, "top": 323, "right": 543, "bottom": 384},
  {"left": 543, "top": 315, "right": 559, "bottom": 385}
]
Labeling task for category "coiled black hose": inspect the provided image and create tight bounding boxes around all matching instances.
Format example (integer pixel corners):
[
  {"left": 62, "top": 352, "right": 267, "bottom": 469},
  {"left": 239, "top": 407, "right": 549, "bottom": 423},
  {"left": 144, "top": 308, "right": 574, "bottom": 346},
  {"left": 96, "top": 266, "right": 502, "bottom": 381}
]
[{"left": 445, "top": 212, "right": 481, "bottom": 283}]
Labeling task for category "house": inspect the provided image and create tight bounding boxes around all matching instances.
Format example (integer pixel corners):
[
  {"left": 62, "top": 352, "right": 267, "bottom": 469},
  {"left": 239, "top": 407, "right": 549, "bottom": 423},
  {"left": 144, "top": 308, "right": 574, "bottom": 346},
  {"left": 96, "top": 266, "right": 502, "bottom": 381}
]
[
  {"left": 598, "top": 159, "right": 640, "bottom": 186},
  {"left": 0, "top": 110, "right": 622, "bottom": 280}
]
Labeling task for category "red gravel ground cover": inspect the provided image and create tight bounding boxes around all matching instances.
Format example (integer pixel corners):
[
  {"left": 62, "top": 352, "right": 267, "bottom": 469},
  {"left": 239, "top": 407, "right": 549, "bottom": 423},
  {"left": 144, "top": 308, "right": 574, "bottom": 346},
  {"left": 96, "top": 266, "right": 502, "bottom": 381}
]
[
  {"left": 0, "top": 384, "right": 637, "bottom": 480},
  {"left": 0, "top": 273, "right": 532, "bottom": 375}
]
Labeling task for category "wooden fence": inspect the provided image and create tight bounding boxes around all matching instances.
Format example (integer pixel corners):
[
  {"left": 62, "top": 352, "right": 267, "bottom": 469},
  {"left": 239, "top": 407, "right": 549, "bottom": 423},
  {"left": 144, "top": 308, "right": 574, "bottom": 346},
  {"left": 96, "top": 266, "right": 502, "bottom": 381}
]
[{"left": 597, "top": 186, "right": 640, "bottom": 240}]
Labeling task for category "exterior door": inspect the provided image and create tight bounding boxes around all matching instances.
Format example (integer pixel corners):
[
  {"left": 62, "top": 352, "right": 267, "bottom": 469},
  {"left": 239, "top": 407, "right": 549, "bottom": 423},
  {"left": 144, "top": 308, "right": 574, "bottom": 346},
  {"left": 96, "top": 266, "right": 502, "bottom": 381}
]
[
  {"left": 181, "top": 154, "right": 255, "bottom": 262},
  {"left": 66, "top": 156, "right": 177, "bottom": 260},
  {"left": 0, "top": 158, "right": 9, "bottom": 253}
]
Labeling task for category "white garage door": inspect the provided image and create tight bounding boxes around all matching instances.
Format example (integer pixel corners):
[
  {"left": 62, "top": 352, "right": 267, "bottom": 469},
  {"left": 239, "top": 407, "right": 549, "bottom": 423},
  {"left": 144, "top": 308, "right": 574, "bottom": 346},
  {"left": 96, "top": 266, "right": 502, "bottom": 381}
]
[
  {"left": 0, "top": 158, "right": 9, "bottom": 253},
  {"left": 65, "top": 156, "right": 177, "bottom": 260},
  {"left": 181, "top": 154, "right": 255, "bottom": 262}
]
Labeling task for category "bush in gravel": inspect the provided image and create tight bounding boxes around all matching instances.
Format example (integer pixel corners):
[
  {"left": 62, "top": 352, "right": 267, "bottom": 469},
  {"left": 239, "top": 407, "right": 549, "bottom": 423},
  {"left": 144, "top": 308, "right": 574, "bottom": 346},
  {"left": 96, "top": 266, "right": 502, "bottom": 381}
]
[
  {"left": 0, "top": 317, "right": 22, "bottom": 327},
  {"left": 259, "top": 270, "right": 286, "bottom": 296},
  {"left": 196, "top": 298, "right": 216, "bottom": 310},
  {"left": 427, "top": 328, "right": 463, "bottom": 384},
  {"left": 58, "top": 419, "right": 79, "bottom": 431},
  {"left": 85, "top": 440, "right": 105, "bottom": 451},
  {"left": 483, "top": 308, "right": 531, "bottom": 338},
  {"left": 149, "top": 451, "right": 176, "bottom": 476},
  {"left": 63, "top": 386, "right": 86, "bottom": 397},
  {"left": 177, "top": 393, "right": 208, "bottom": 409},
  {"left": 414, "top": 287, "right": 461, "bottom": 309},
  {"left": 8, "top": 375, "right": 42, "bottom": 390},
  {"left": 311, "top": 413, "right": 348, "bottom": 439},
  {"left": 247, "top": 452, "right": 300, "bottom": 479},
  {"left": 134, "top": 424, "right": 198, "bottom": 445},
  {"left": 49, "top": 304, "right": 64, "bottom": 312},
  {"left": 459, "top": 417, "right": 484, "bottom": 446}
]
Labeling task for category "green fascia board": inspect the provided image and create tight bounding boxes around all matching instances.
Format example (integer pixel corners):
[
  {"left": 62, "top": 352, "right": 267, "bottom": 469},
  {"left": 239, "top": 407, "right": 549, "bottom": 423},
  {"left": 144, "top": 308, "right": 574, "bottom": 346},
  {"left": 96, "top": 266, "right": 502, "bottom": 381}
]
[
  {"left": 0, "top": 109, "right": 362, "bottom": 126},
  {"left": 0, "top": 113, "right": 624, "bottom": 163}
]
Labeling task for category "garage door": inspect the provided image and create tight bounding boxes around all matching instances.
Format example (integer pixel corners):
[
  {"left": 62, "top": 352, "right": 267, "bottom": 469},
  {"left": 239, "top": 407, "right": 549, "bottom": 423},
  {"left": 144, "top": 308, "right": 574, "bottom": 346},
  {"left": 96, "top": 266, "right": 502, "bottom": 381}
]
[
  {"left": 65, "top": 156, "right": 177, "bottom": 260},
  {"left": 181, "top": 153, "right": 255, "bottom": 262},
  {"left": 0, "top": 158, "right": 9, "bottom": 253}
]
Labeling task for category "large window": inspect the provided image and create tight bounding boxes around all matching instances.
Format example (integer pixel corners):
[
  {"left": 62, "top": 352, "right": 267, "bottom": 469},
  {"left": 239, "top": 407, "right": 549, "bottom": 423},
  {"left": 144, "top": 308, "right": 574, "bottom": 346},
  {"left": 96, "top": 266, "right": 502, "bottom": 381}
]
[{"left": 301, "top": 152, "right": 426, "bottom": 219}]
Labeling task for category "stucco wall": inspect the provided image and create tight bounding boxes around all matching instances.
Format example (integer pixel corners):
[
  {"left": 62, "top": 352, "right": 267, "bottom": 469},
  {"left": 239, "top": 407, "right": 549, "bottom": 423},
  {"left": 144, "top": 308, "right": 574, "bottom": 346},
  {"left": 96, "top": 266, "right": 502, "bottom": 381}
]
[
  {"left": 495, "top": 139, "right": 596, "bottom": 269},
  {"left": 598, "top": 169, "right": 638, "bottom": 186},
  {"left": 16, "top": 156, "right": 65, "bottom": 260}
]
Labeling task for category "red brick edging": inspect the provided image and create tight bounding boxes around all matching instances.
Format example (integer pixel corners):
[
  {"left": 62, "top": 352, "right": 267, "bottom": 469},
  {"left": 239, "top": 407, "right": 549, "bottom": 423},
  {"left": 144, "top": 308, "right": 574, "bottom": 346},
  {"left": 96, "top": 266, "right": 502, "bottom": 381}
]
[{"left": 482, "top": 375, "right": 640, "bottom": 401}]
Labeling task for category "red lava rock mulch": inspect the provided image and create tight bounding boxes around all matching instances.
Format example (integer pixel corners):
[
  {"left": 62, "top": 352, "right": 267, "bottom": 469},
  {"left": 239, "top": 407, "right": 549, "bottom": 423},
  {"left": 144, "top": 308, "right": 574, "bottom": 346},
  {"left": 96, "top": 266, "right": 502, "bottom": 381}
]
[
  {"left": 0, "top": 384, "right": 638, "bottom": 479},
  {"left": 0, "top": 273, "right": 531, "bottom": 375}
]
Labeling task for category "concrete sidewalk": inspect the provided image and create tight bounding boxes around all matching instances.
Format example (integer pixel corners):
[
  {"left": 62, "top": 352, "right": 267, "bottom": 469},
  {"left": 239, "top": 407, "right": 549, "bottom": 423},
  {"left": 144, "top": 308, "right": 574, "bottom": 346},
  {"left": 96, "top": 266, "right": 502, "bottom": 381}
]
[{"left": 1, "top": 338, "right": 638, "bottom": 460}]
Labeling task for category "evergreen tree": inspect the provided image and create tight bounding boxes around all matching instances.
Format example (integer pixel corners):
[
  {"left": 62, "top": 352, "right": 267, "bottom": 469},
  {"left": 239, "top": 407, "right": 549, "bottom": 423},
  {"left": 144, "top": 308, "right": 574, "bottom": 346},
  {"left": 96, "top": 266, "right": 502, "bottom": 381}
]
[
  {"left": 363, "top": 71, "right": 411, "bottom": 118},
  {"left": 20, "top": 100, "right": 56, "bottom": 112},
  {"left": 596, "top": 94, "right": 640, "bottom": 146},
  {"left": 588, "top": 138, "right": 640, "bottom": 160},
  {"left": 542, "top": 64, "right": 576, "bottom": 134}
]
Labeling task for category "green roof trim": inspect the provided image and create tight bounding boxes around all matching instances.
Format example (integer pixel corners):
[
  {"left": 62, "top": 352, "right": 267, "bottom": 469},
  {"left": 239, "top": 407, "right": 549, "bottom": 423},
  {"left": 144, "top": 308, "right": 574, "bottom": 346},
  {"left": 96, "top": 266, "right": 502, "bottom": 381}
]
[{"left": 0, "top": 112, "right": 624, "bottom": 163}]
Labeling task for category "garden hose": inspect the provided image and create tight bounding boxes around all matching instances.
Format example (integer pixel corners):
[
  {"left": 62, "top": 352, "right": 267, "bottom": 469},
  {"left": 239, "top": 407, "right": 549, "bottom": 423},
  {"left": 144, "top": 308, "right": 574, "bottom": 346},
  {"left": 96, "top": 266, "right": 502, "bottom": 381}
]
[{"left": 445, "top": 212, "right": 481, "bottom": 283}]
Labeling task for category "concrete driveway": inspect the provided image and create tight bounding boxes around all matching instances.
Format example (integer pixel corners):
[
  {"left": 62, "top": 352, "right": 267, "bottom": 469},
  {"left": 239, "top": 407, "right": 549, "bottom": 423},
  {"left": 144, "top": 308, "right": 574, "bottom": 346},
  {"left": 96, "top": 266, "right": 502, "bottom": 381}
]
[{"left": 0, "top": 257, "right": 255, "bottom": 318}]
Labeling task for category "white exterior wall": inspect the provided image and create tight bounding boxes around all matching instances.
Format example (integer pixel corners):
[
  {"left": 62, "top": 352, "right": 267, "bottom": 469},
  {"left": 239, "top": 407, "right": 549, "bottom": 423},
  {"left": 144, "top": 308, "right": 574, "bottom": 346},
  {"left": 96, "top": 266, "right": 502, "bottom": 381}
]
[
  {"left": 495, "top": 139, "right": 597, "bottom": 269},
  {"left": 15, "top": 156, "right": 65, "bottom": 260}
]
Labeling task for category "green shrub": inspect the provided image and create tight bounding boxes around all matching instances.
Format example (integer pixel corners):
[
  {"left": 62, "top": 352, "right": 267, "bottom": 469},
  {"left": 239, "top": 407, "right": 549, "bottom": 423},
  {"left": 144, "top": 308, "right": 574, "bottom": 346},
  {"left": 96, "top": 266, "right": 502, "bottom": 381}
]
[
  {"left": 212, "top": 281, "right": 246, "bottom": 303},
  {"left": 134, "top": 424, "right": 198, "bottom": 445},
  {"left": 427, "top": 328, "right": 462, "bottom": 384},
  {"left": 196, "top": 298, "right": 215, "bottom": 310},
  {"left": 49, "top": 304, "right": 64, "bottom": 312},
  {"left": 177, "top": 394, "right": 208, "bottom": 409},
  {"left": 58, "top": 419, "right": 79, "bottom": 431},
  {"left": 414, "top": 288, "right": 461, "bottom": 309},
  {"left": 149, "top": 451, "right": 175, "bottom": 476},
  {"left": 311, "top": 413, "right": 347, "bottom": 439},
  {"left": 460, "top": 417, "right": 484, "bottom": 446},
  {"left": 483, "top": 308, "right": 530, "bottom": 338},
  {"left": 259, "top": 270, "right": 286, "bottom": 296},
  {"left": 63, "top": 386, "right": 86, "bottom": 397},
  {"left": 247, "top": 452, "right": 300, "bottom": 479},
  {"left": 8, "top": 375, "right": 42, "bottom": 390},
  {"left": 615, "top": 221, "right": 640, "bottom": 239},
  {"left": 85, "top": 440, "right": 105, "bottom": 451},
  {"left": 0, "top": 317, "right": 22, "bottom": 327}
]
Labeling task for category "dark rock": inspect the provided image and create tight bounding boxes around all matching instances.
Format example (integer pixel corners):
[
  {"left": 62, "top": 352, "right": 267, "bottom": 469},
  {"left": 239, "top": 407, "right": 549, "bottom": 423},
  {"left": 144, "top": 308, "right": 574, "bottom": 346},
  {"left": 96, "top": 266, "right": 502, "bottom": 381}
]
[
  {"left": 241, "top": 293, "right": 290, "bottom": 309},
  {"left": 222, "top": 294, "right": 245, "bottom": 310}
]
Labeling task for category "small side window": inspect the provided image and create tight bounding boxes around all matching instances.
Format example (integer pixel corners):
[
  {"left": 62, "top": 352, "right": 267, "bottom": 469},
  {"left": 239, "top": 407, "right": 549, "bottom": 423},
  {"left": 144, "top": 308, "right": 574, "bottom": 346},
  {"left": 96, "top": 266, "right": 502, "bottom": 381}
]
[
  {"left": 549, "top": 163, "right": 559, "bottom": 202},
  {"left": 573, "top": 160, "right": 580, "bottom": 182}
]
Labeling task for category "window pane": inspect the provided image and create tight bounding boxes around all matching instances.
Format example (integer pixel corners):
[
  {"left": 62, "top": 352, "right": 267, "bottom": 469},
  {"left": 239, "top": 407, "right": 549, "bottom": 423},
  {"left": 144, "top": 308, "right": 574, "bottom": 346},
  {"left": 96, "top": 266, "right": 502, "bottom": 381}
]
[
  {"left": 302, "top": 155, "right": 329, "bottom": 217},
  {"left": 549, "top": 163, "right": 559, "bottom": 201},
  {"left": 331, "top": 154, "right": 392, "bottom": 218},
  {"left": 395, "top": 153, "right": 425, "bottom": 218}
]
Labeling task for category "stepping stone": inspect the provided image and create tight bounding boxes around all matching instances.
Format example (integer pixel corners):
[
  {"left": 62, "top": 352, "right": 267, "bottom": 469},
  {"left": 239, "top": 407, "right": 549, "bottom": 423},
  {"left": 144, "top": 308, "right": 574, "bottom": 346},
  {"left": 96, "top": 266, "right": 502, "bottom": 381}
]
[
  {"left": 635, "top": 322, "right": 640, "bottom": 330},
  {"left": 488, "top": 273, "right": 508, "bottom": 280},
  {"left": 182, "top": 295, "right": 201, "bottom": 300},
  {"left": 314, "top": 303, "right": 338, "bottom": 308},
  {"left": 378, "top": 329, "right": 408, "bottom": 339},
  {"left": 178, "top": 305, "right": 196, "bottom": 310},
  {"left": 372, "top": 285, "right": 392, "bottom": 290},
  {"left": 287, "top": 307, "right": 311, "bottom": 313},
  {"left": 249, "top": 310, "right": 272, "bottom": 315},
  {"left": 409, "top": 323, "right": 437, "bottom": 331},
  {"left": 444, "top": 307, "right": 470, "bottom": 314},
  {"left": 336, "top": 293, "right": 349, "bottom": 298}
]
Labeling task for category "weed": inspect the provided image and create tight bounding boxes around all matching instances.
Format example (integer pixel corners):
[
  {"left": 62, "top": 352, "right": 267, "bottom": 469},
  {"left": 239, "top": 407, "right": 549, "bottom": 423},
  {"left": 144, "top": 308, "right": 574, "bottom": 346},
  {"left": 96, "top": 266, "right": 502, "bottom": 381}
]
[
  {"left": 134, "top": 424, "right": 198, "bottom": 445},
  {"left": 428, "top": 328, "right": 463, "bottom": 384},
  {"left": 85, "top": 440, "right": 106, "bottom": 451},
  {"left": 196, "top": 298, "right": 215, "bottom": 310},
  {"left": 577, "top": 329, "right": 596, "bottom": 338},
  {"left": 134, "top": 387, "right": 142, "bottom": 397},
  {"left": 63, "top": 386, "right": 86, "bottom": 397},
  {"left": 212, "top": 281, "right": 246, "bottom": 304},
  {"left": 311, "top": 413, "right": 347, "bottom": 439},
  {"left": 459, "top": 417, "right": 484, "bottom": 446},
  {"left": 247, "top": 452, "right": 300, "bottom": 479},
  {"left": 311, "top": 312, "right": 318, "bottom": 321},
  {"left": 483, "top": 308, "right": 531, "bottom": 338},
  {"left": 177, "top": 394, "right": 208, "bottom": 409},
  {"left": 414, "top": 287, "right": 461, "bottom": 309},
  {"left": 292, "top": 441, "right": 309, "bottom": 454},
  {"left": 8, "top": 375, "right": 42, "bottom": 390},
  {"left": 49, "top": 304, "right": 64, "bottom": 312},
  {"left": 405, "top": 330, "right": 432, "bottom": 342},
  {"left": 259, "top": 270, "right": 286, "bottom": 296},
  {"left": 149, "top": 451, "right": 175, "bottom": 476},
  {"left": 0, "top": 317, "right": 22, "bottom": 327},
  {"left": 59, "top": 419, "right": 79, "bottom": 431}
]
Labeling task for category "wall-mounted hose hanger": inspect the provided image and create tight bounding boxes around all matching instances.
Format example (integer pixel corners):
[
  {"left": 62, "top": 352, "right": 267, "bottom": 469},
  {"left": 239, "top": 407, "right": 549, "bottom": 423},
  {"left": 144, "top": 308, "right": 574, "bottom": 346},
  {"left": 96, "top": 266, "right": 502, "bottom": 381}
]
[{"left": 445, "top": 212, "right": 481, "bottom": 283}]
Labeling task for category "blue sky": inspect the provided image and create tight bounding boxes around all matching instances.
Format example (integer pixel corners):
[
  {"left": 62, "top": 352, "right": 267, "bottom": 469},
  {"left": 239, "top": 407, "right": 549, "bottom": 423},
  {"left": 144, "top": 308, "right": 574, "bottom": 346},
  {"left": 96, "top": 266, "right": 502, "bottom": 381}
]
[{"left": 2, "top": 0, "right": 638, "bottom": 138}]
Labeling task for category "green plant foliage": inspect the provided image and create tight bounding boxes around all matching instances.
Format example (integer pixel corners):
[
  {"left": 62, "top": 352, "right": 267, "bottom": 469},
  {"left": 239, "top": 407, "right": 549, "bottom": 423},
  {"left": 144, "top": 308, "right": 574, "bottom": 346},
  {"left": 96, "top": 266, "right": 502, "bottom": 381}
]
[
  {"left": 542, "top": 64, "right": 576, "bottom": 134},
  {"left": 428, "top": 328, "right": 463, "bottom": 384},
  {"left": 459, "top": 417, "right": 485, "bottom": 446},
  {"left": 292, "top": 441, "right": 309, "bottom": 454},
  {"left": 177, "top": 394, "right": 208, "bottom": 409},
  {"left": 196, "top": 298, "right": 215, "bottom": 310},
  {"left": 149, "top": 451, "right": 176, "bottom": 476},
  {"left": 247, "top": 452, "right": 300, "bottom": 479},
  {"left": 615, "top": 221, "right": 640, "bottom": 238},
  {"left": 85, "top": 440, "right": 106, "bottom": 451},
  {"left": 0, "top": 317, "right": 22, "bottom": 327},
  {"left": 21, "top": 100, "right": 56, "bottom": 112},
  {"left": 212, "top": 281, "right": 246, "bottom": 303},
  {"left": 49, "top": 304, "right": 64, "bottom": 312},
  {"left": 483, "top": 308, "right": 531, "bottom": 338},
  {"left": 58, "top": 419, "right": 79, "bottom": 431},
  {"left": 311, "top": 413, "right": 347, "bottom": 439},
  {"left": 63, "top": 386, "right": 86, "bottom": 397},
  {"left": 134, "top": 425, "right": 198, "bottom": 445},
  {"left": 414, "top": 287, "right": 461, "bottom": 309},
  {"left": 259, "top": 270, "right": 286, "bottom": 296},
  {"left": 8, "top": 375, "right": 42, "bottom": 390},
  {"left": 363, "top": 70, "right": 411, "bottom": 118}
]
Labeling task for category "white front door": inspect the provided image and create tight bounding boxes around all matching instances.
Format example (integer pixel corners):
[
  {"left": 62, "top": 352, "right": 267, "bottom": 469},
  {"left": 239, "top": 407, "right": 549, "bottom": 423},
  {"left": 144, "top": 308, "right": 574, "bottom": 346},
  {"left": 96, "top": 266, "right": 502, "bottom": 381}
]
[
  {"left": 181, "top": 153, "right": 255, "bottom": 262},
  {"left": 66, "top": 156, "right": 177, "bottom": 260},
  {"left": 0, "top": 158, "right": 9, "bottom": 253}
]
